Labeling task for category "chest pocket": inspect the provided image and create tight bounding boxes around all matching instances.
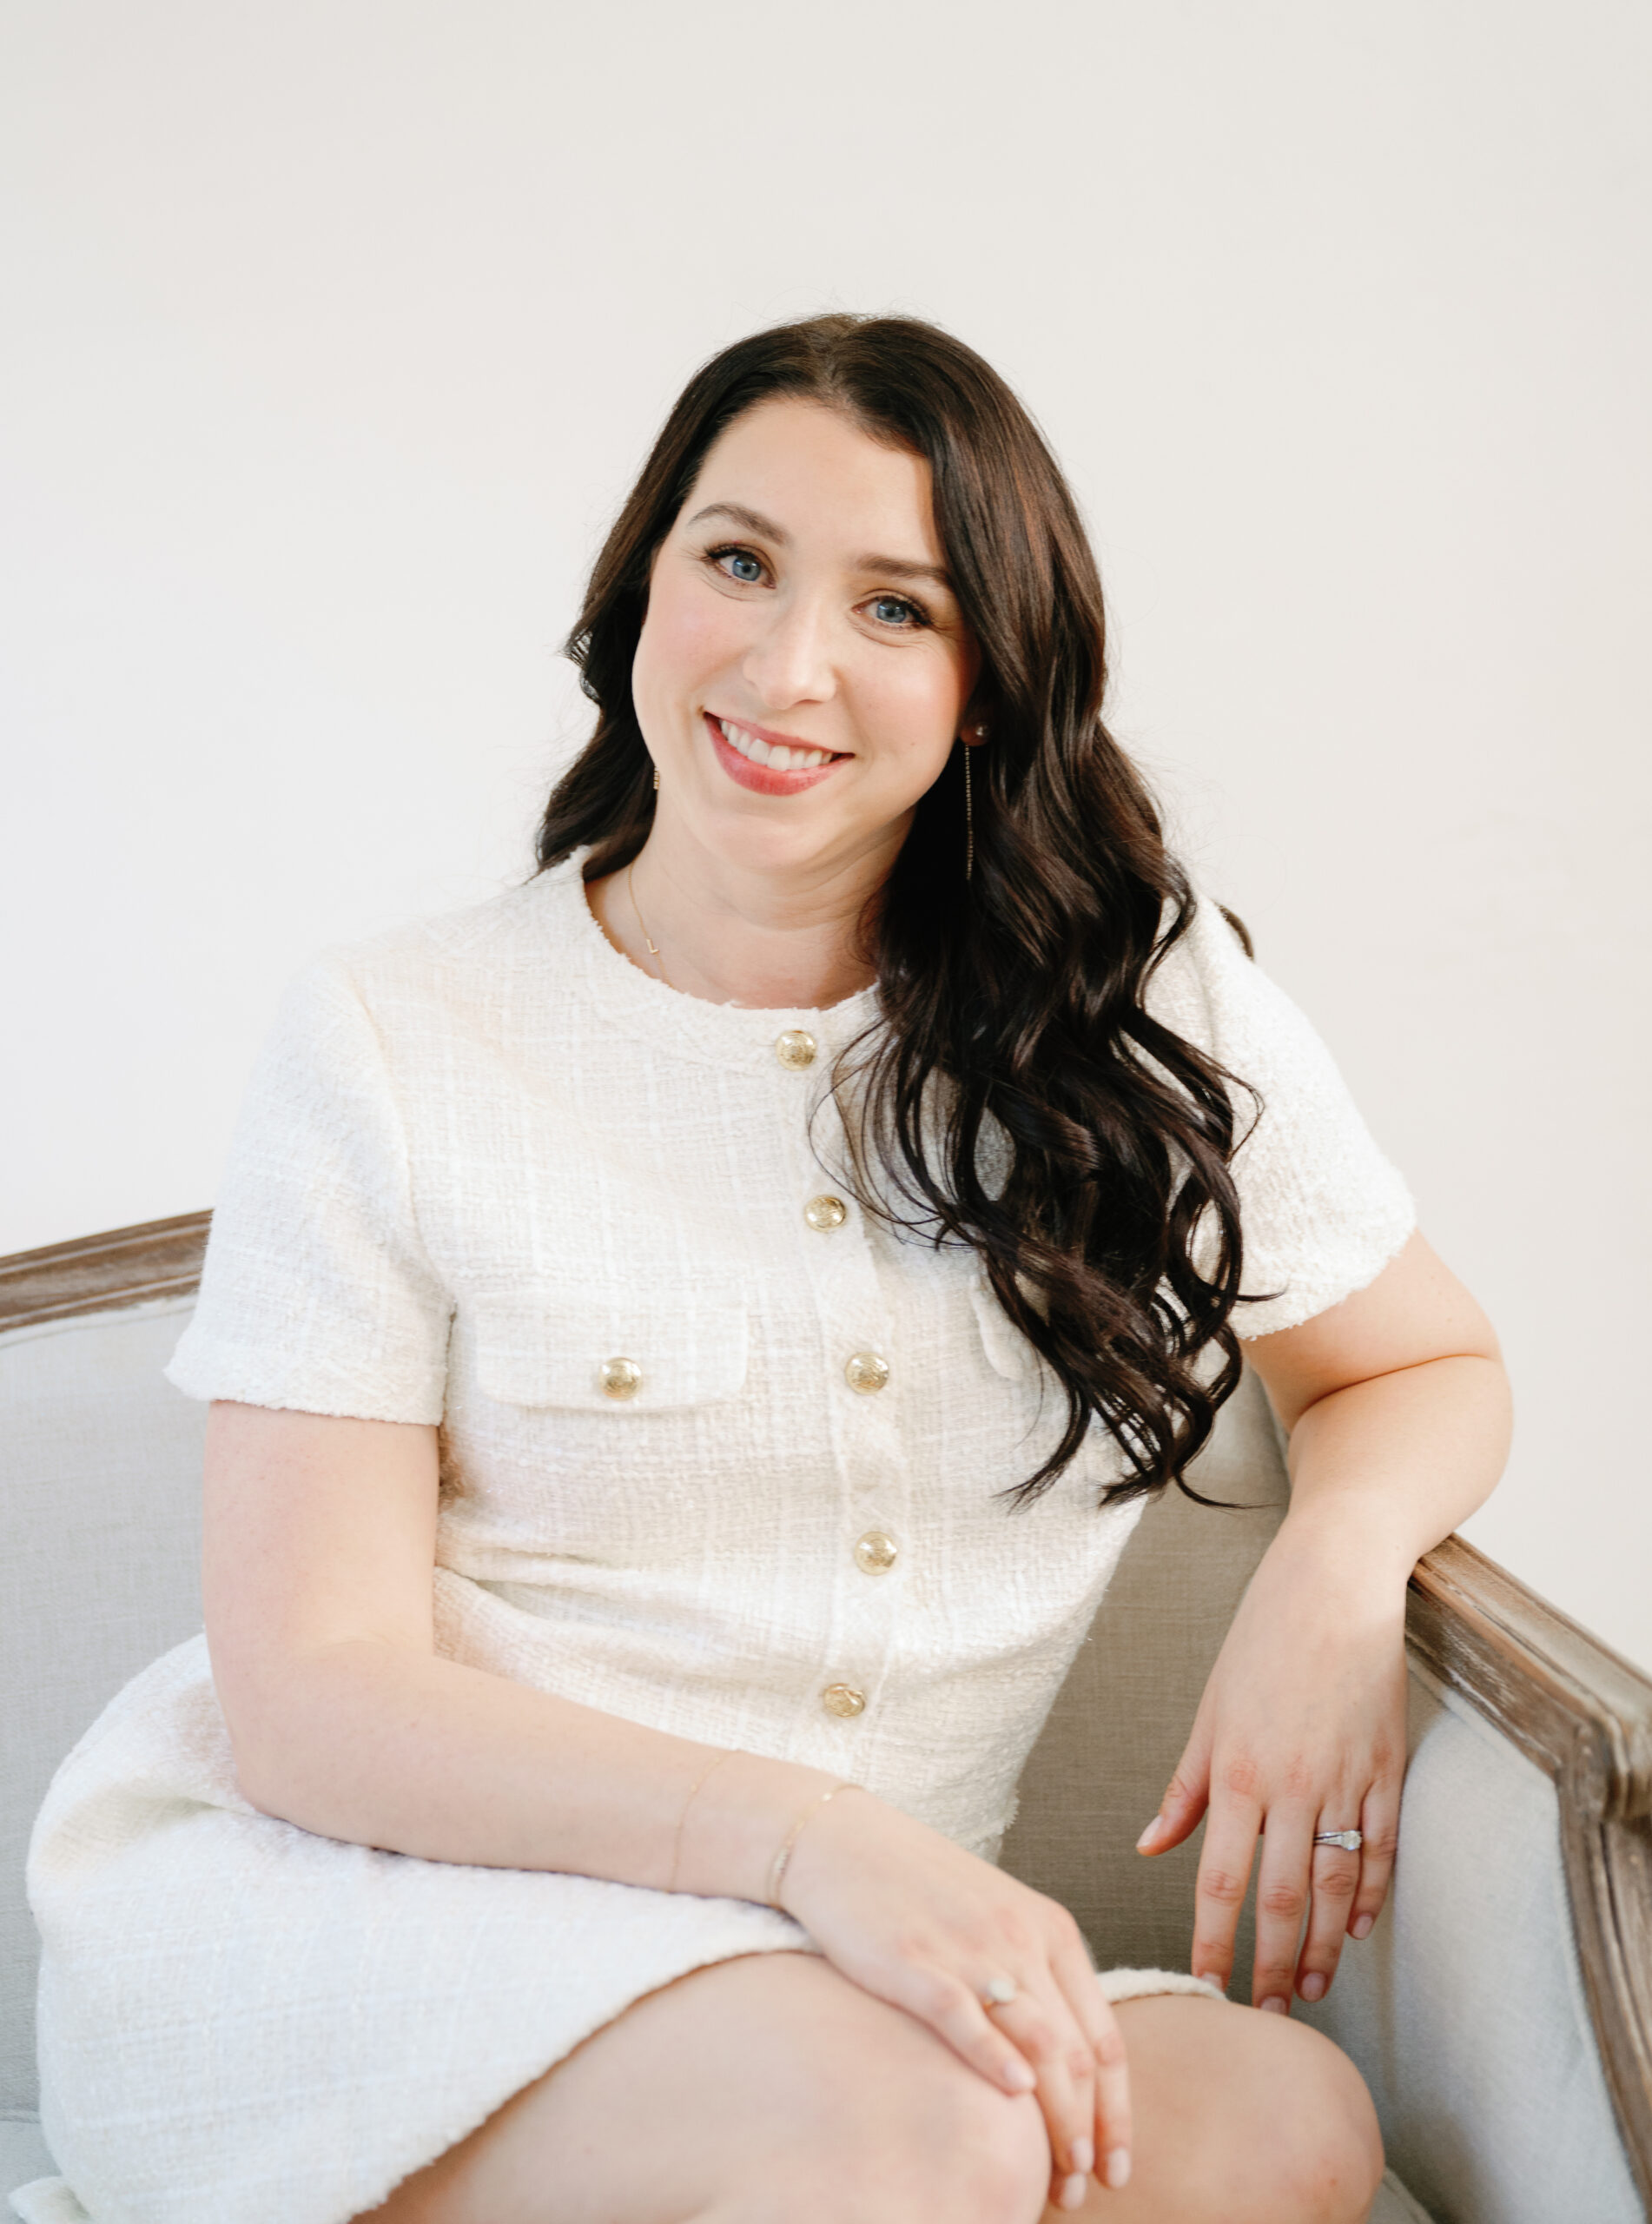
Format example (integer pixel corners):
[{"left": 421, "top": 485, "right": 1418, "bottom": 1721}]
[{"left": 466, "top": 1281, "right": 750, "bottom": 1413}]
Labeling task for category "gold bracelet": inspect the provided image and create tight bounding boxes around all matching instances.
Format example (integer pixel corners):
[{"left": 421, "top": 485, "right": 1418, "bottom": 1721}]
[
  {"left": 667, "top": 1751, "right": 736, "bottom": 1893},
  {"left": 767, "top": 1781, "right": 856, "bottom": 1910}
]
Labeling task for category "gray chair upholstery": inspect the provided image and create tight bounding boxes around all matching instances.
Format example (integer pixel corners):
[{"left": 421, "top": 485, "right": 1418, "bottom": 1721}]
[
  {"left": 3, "top": 1217, "right": 1649, "bottom": 2222},
  {"left": 1008, "top": 1393, "right": 1649, "bottom": 2221}
]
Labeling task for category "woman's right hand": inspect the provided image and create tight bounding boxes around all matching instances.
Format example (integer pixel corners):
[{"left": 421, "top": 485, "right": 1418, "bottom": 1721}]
[{"left": 776, "top": 1787, "right": 1133, "bottom": 2208}]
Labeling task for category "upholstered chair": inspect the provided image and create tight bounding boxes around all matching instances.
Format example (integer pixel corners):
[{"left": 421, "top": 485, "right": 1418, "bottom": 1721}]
[{"left": 3, "top": 1215, "right": 1649, "bottom": 2223}]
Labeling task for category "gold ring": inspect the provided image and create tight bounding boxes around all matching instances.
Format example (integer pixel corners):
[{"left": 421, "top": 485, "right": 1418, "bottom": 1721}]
[{"left": 981, "top": 1976, "right": 1019, "bottom": 2008}]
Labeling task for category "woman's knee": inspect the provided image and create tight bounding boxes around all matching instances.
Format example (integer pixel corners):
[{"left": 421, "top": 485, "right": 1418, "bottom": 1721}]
[
  {"left": 1257, "top": 2018, "right": 1384, "bottom": 2223},
  {"left": 893, "top": 2073, "right": 1052, "bottom": 2224},
  {"left": 758, "top": 2094, "right": 1047, "bottom": 2224},
  {"left": 1113, "top": 1996, "right": 1383, "bottom": 2224},
  {"left": 739, "top": 1970, "right": 1052, "bottom": 2224}
]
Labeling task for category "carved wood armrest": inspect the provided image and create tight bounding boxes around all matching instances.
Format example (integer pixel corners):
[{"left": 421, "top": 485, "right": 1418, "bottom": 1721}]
[
  {"left": 1408, "top": 1537, "right": 1652, "bottom": 2208},
  {"left": 0, "top": 1211, "right": 211, "bottom": 1331}
]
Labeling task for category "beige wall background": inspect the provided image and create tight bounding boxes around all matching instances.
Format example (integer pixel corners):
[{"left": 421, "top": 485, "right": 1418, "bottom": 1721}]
[{"left": 3, "top": 3, "right": 1648, "bottom": 1664}]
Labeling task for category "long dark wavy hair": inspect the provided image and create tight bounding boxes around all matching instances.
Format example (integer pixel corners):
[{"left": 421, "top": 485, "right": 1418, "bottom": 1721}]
[{"left": 538, "top": 313, "right": 1257, "bottom": 1508}]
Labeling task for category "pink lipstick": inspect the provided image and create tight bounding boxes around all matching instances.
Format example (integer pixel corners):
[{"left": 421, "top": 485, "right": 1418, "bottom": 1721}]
[{"left": 704, "top": 712, "right": 847, "bottom": 797}]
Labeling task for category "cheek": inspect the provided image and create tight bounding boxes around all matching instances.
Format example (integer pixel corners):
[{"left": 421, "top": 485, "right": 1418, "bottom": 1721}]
[
  {"left": 635, "top": 575, "right": 743, "bottom": 705},
  {"left": 859, "top": 648, "right": 971, "bottom": 766}
]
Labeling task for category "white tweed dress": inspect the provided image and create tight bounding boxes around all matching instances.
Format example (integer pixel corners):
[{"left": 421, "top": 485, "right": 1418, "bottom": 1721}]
[{"left": 21, "top": 851, "right": 1414, "bottom": 2224}]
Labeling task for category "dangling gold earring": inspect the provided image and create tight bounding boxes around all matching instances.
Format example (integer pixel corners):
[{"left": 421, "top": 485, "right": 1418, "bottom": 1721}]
[
  {"left": 960, "top": 723, "right": 988, "bottom": 882},
  {"left": 652, "top": 764, "right": 660, "bottom": 791}
]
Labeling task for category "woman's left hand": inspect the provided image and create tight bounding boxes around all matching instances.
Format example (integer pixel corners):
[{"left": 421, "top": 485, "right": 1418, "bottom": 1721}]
[{"left": 1134, "top": 1517, "right": 1409, "bottom": 2014}]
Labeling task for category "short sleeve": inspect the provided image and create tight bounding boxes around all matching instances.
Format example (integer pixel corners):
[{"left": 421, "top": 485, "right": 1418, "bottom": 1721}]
[
  {"left": 165, "top": 955, "right": 453, "bottom": 1421},
  {"left": 1151, "top": 898, "right": 1417, "bottom": 1340}
]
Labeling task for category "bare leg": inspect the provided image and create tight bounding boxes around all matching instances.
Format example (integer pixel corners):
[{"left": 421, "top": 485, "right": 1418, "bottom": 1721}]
[
  {"left": 1061, "top": 1993, "right": 1384, "bottom": 2223},
  {"left": 359, "top": 1954, "right": 1383, "bottom": 2224}
]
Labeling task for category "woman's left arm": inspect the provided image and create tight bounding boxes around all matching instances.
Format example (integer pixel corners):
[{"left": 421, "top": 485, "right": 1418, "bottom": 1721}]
[{"left": 1136, "top": 1229, "right": 1513, "bottom": 2012}]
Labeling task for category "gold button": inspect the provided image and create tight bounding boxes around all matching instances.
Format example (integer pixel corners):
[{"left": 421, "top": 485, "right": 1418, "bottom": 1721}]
[
  {"left": 804, "top": 1194, "right": 848, "bottom": 1232},
  {"left": 844, "top": 1350, "right": 890, "bottom": 1394},
  {"left": 598, "top": 1356, "right": 643, "bottom": 1400},
  {"left": 853, "top": 1530, "right": 899, "bottom": 1575},
  {"left": 821, "top": 1683, "right": 867, "bottom": 1718},
  {"left": 775, "top": 1029, "right": 818, "bottom": 1070}
]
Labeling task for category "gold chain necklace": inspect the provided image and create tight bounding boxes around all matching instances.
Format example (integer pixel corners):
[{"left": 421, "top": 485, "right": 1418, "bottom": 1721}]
[{"left": 627, "top": 860, "right": 675, "bottom": 990}]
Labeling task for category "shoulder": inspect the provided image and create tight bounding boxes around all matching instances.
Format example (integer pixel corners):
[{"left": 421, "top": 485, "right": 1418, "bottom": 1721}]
[
  {"left": 1141, "top": 885, "right": 1262, "bottom": 1059},
  {"left": 327, "top": 853, "right": 588, "bottom": 1000},
  {"left": 227, "top": 855, "right": 597, "bottom": 1129},
  {"left": 1143, "top": 886, "right": 1417, "bottom": 1331},
  {"left": 273, "top": 854, "right": 592, "bottom": 1042},
  {"left": 1144, "top": 885, "right": 1364, "bottom": 1104}
]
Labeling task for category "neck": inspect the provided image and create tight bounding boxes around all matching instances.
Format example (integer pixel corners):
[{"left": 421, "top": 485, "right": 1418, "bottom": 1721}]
[{"left": 587, "top": 813, "right": 902, "bottom": 1009}]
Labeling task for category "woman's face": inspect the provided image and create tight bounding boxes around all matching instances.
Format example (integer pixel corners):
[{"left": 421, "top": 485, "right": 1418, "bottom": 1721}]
[{"left": 631, "top": 397, "right": 981, "bottom": 884}]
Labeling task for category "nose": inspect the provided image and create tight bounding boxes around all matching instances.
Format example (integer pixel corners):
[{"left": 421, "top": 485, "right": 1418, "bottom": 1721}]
[{"left": 741, "top": 589, "right": 836, "bottom": 712}]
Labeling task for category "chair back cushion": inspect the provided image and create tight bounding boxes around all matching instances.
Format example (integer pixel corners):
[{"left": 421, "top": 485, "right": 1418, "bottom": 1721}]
[
  {"left": 0, "top": 1302, "right": 206, "bottom": 2115},
  {"left": 1001, "top": 1363, "right": 1289, "bottom": 1990}
]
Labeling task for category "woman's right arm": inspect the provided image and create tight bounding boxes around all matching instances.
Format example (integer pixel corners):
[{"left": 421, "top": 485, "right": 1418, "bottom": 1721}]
[
  {"left": 202, "top": 1400, "right": 828, "bottom": 1888},
  {"left": 203, "top": 1400, "right": 1132, "bottom": 2203}
]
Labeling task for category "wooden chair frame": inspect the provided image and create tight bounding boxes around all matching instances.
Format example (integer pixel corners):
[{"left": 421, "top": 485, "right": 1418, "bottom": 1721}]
[{"left": 4, "top": 1211, "right": 1650, "bottom": 2208}]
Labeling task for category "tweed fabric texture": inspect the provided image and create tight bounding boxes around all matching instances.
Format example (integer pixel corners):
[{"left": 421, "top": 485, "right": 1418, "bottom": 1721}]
[{"left": 26, "top": 852, "right": 1414, "bottom": 2222}]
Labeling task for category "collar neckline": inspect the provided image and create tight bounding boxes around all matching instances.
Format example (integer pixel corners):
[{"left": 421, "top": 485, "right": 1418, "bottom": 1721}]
[{"left": 550, "top": 846, "right": 883, "bottom": 1071}]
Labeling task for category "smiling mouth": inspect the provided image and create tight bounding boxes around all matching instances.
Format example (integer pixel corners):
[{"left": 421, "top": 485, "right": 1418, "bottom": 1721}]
[
  {"left": 712, "top": 716, "right": 843, "bottom": 771},
  {"left": 704, "top": 712, "right": 848, "bottom": 795}
]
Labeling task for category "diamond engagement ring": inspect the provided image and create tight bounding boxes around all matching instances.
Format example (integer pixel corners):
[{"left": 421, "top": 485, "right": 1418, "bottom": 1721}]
[
  {"left": 1313, "top": 1830, "right": 1364, "bottom": 1852},
  {"left": 981, "top": 1976, "right": 1020, "bottom": 2008}
]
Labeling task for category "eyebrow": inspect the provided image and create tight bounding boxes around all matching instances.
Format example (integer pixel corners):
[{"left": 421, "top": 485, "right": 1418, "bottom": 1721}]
[
  {"left": 685, "top": 500, "right": 955, "bottom": 592},
  {"left": 688, "top": 500, "right": 790, "bottom": 542},
  {"left": 860, "top": 553, "right": 955, "bottom": 591}
]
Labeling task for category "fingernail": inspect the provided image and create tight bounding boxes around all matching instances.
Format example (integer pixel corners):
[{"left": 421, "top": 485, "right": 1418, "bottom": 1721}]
[
  {"left": 1106, "top": 2147, "right": 1133, "bottom": 2189},
  {"left": 1194, "top": 1970, "right": 1226, "bottom": 1994},
  {"left": 1135, "top": 1816, "right": 1166, "bottom": 1851},
  {"left": 1352, "top": 1913, "right": 1375, "bottom": 1940},
  {"left": 1298, "top": 1972, "right": 1327, "bottom": 2002},
  {"left": 1258, "top": 1994, "right": 1288, "bottom": 2014},
  {"left": 1004, "top": 2058, "right": 1037, "bottom": 2093},
  {"left": 1060, "top": 2173, "right": 1088, "bottom": 2210},
  {"left": 1071, "top": 2138, "right": 1094, "bottom": 2176}
]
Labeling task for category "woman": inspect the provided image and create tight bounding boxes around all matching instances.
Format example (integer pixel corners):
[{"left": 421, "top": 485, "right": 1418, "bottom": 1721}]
[{"left": 24, "top": 314, "right": 1510, "bottom": 2224}]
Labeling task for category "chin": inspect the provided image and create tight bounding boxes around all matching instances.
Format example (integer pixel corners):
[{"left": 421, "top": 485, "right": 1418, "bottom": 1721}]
[{"left": 703, "top": 811, "right": 847, "bottom": 875}]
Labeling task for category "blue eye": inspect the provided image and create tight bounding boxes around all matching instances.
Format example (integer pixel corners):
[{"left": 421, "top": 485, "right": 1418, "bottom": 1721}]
[
  {"left": 715, "top": 547, "right": 763, "bottom": 584},
  {"left": 872, "top": 595, "right": 919, "bottom": 627}
]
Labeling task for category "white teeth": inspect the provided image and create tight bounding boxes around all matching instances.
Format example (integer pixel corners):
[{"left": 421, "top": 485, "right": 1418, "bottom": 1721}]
[{"left": 717, "top": 718, "right": 835, "bottom": 774}]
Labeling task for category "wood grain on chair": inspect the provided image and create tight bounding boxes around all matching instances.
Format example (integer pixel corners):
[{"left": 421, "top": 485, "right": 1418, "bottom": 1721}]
[
  {"left": 0, "top": 1211, "right": 210, "bottom": 1331},
  {"left": 1408, "top": 1539, "right": 1652, "bottom": 2207}
]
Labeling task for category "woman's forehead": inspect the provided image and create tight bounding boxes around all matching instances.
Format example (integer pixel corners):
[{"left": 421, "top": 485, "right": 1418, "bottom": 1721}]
[{"left": 684, "top": 397, "right": 942, "bottom": 566}]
